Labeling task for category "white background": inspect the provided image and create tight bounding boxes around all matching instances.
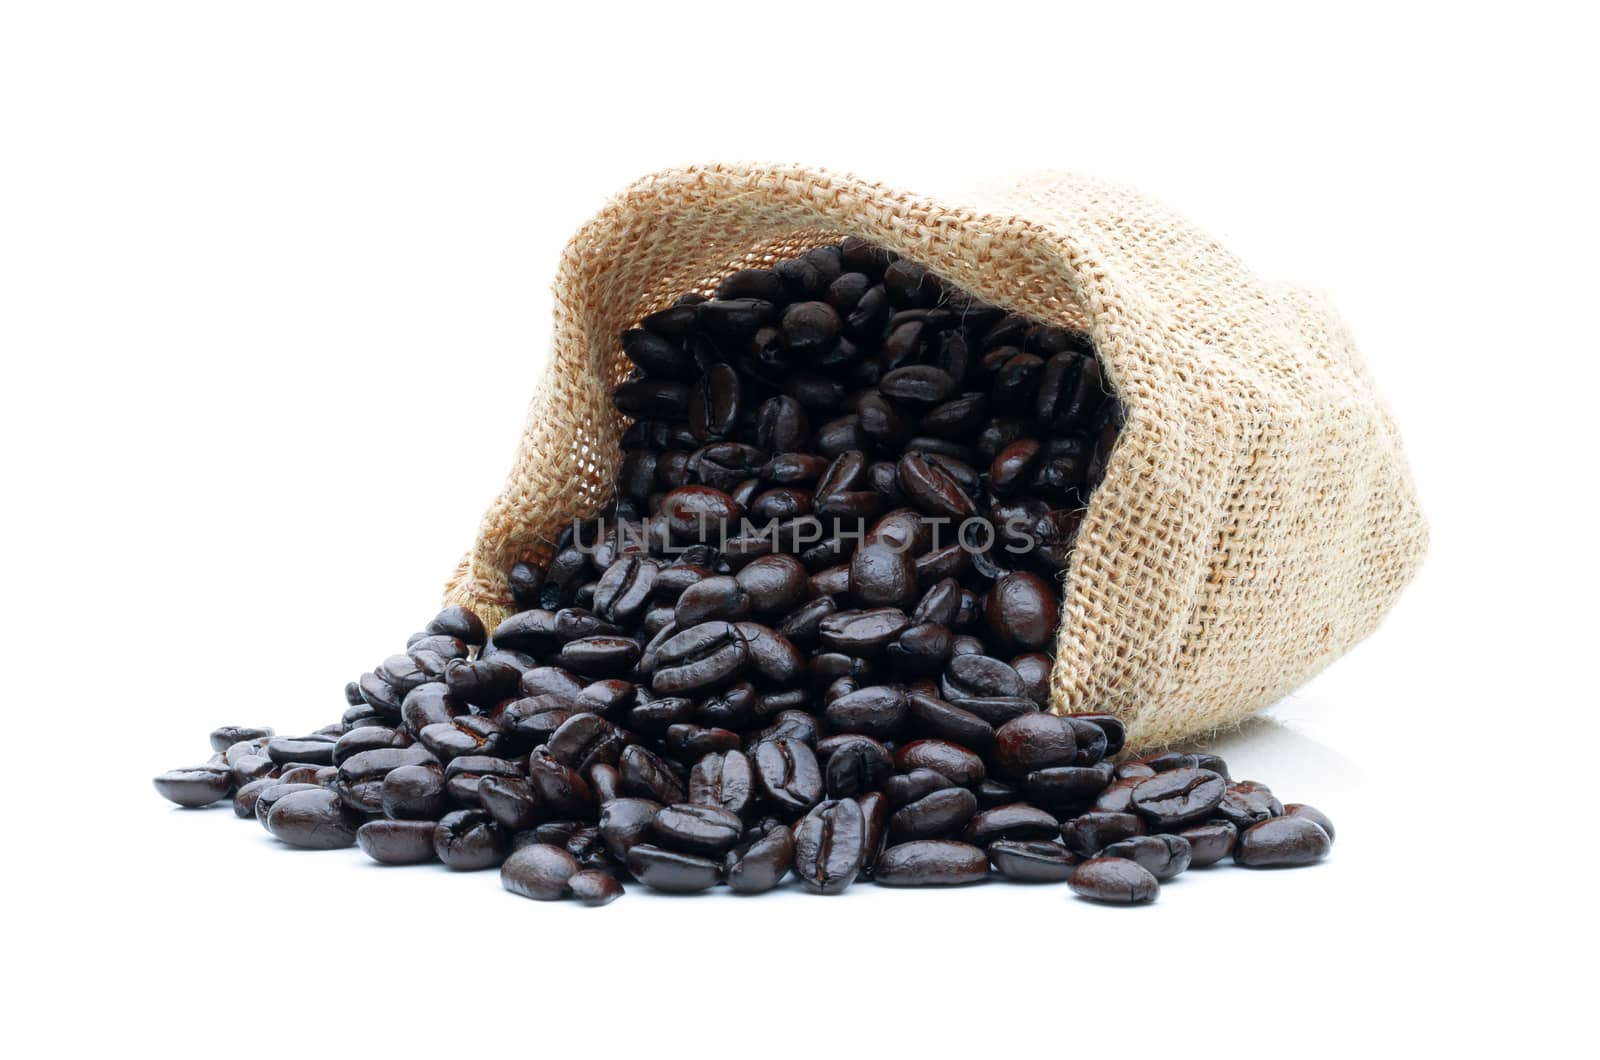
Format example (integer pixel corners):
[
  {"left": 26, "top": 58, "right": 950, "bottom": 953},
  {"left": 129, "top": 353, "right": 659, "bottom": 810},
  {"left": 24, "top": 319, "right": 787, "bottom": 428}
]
[{"left": 2, "top": 2, "right": 1595, "bottom": 1055}]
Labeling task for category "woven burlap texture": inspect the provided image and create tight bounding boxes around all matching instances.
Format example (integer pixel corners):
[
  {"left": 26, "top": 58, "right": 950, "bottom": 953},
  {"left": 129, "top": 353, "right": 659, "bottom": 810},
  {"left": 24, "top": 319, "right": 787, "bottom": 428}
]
[{"left": 443, "top": 163, "right": 1428, "bottom": 750}]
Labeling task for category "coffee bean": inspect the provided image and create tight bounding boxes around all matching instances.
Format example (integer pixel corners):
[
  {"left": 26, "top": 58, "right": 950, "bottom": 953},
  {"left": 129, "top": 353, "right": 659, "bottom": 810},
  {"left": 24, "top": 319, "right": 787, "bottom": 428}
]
[
  {"left": 963, "top": 803, "right": 1060, "bottom": 845},
  {"left": 153, "top": 764, "right": 234, "bottom": 807},
  {"left": 887, "top": 786, "right": 978, "bottom": 844},
  {"left": 874, "top": 840, "right": 989, "bottom": 886},
  {"left": 894, "top": 740, "right": 985, "bottom": 786},
  {"left": 817, "top": 608, "right": 912, "bottom": 657},
  {"left": 266, "top": 788, "right": 359, "bottom": 850},
  {"left": 1026, "top": 763, "right": 1115, "bottom": 806},
  {"left": 1283, "top": 803, "right": 1336, "bottom": 844},
  {"left": 266, "top": 736, "right": 337, "bottom": 768},
  {"left": 1102, "top": 833, "right": 1192, "bottom": 880},
  {"left": 1216, "top": 780, "right": 1286, "bottom": 829},
  {"left": 987, "top": 839, "right": 1078, "bottom": 882},
  {"left": 906, "top": 691, "right": 994, "bottom": 750},
  {"left": 209, "top": 725, "right": 274, "bottom": 753},
  {"left": 1068, "top": 857, "right": 1159, "bottom": 904},
  {"left": 725, "top": 824, "right": 795, "bottom": 894},
  {"left": 793, "top": 799, "right": 867, "bottom": 895},
  {"left": 1178, "top": 821, "right": 1238, "bottom": 867},
  {"left": 434, "top": 810, "right": 509, "bottom": 870},
  {"left": 984, "top": 572, "right": 1057, "bottom": 653},
  {"left": 824, "top": 685, "right": 908, "bottom": 739},
  {"left": 820, "top": 735, "right": 893, "bottom": 798},
  {"left": 653, "top": 803, "right": 743, "bottom": 855},
  {"left": 501, "top": 843, "right": 581, "bottom": 900},
  {"left": 569, "top": 870, "right": 625, "bottom": 906},
  {"left": 849, "top": 543, "right": 918, "bottom": 609},
  {"left": 752, "top": 737, "right": 823, "bottom": 816},
  {"left": 1234, "top": 816, "right": 1331, "bottom": 867},
  {"left": 1130, "top": 768, "right": 1227, "bottom": 828},
  {"left": 651, "top": 621, "right": 748, "bottom": 695},
  {"left": 356, "top": 819, "right": 438, "bottom": 865},
  {"left": 688, "top": 750, "right": 754, "bottom": 817},
  {"left": 382, "top": 763, "right": 448, "bottom": 820},
  {"left": 625, "top": 844, "right": 722, "bottom": 893},
  {"left": 1060, "top": 812, "right": 1146, "bottom": 857},
  {"left": 478, "top": 775, "right": 544, "bottom": 832},
  {"left": 619, "top": 745, "right": 687, "bottom": 805},
  {"left": 993, "top": 713, "right": 1077, "bottom": 778}
]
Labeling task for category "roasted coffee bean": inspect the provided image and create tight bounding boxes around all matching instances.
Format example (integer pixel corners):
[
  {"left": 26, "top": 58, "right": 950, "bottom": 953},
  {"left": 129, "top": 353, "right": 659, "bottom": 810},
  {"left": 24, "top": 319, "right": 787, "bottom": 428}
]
[
  {"left": 887, "top": 786, "right": 978, "bottom": 844},
  {"left": 1102, "top": 833, "right": 1193, "bottom": 880},
  {"left": 434, "top": 810, "right": 509, "bottom": 870},
  {"left": 266, "top": 736, "right": 337, "bottom": 768},
  {"left": 336, "top": 746, "right": 436, "bottom": 813},
  {"left": 525, "top": 749, "right": 595, "bottom": 818},
  {"left": 849, "top": 543, "right": 918, "bottom": 609},
  {"left": 665, "top": 723, "right": 740, "bottom": 759},
  {"left": 426, "top": 606, "right": 488, "bottom": 645},
  {"left": 356, "top": 819, "right": 438, "bottom": 865},
  {"left": 557, "top": 637, "right": 641, "bottom": 679},
  {"left": 381, "top": 764, "right": 447, "bottom": 819},
  {"left": 894, "top": 740, "right": 985, "bottom": 786},
  {"left": 445, "top": 755, "right": 525, "bottom": 809},
  {"left": 232, "top": 778, "right": 275, "bottom": 819},
  {"left": 1009, "top": 653, "right": 1052, "bottom": 706},
  {"left": 1026, "top": 763, "right": 1115, "bottom": 806},
  {"left": 687, "top": 749, "right": 754, "bottom": 817},
  {"left": 1130, "top": 768, "right": 1227, "bottom": 828},
  {"left": 625, "top": 844, "right": 721, "bottom": 893},
  {"left": 547, "top": 713, "right": 624, "bottom": 773},
  {"left": 1063, "top": 717, "right": 1109, "bottom": 765},
  {"left": 897, "top": 453, "right": 975, "bottom": 519},
  {"left": 1283, "top": 804, "right": 1336, "bottom": 844},
  {"left": 1178, "top": 820, "right": 1239, "bottom": 867},
  {"left": 993, "top": 713, "right": 1078, "bottom": 778},
  {"left": 904, "top": 690, "right": 993, "bottom": 750},
  {"left": 725, "top": 823, "right": 795, "bottom": 894},
  {"left": 752, "top": 737, "right": 823, "bottom": 815},
  {"left": 987, "top": 839, "right": 1078, "bottom": 882},
  {"left": 943, "top": 653, "right": 1029, "bottom": 702},
  {"left": 266, "top": 788, "right": 359, "bottom": 850},
  {"left": 597, "top": 798, "right": 661, "bottom": 863},
  {"left": 253, "top": 782, "right": 320, "bottom": 829},
  {"left": 652, "top": 621, "right": 748, "bottom": 695},
  {"left": 824, "top": 685, "right": 908, "bottom": 739},
  {"left": 875, "top": 840, "right": 989, "bottom": 887},
  {"left": 821, "top": 735, "right": 894, "bottom": 798},
  {"left": 1068, "top": 857, "right": 1159, "bottom": 904},
  {"left": 501, "top": 843, "right": 581, "bottom": 900},
  {"left": 1216, "top": 780, "right": 1285, "bottom": 829},
  {"left": 209, "top": 725, "right": 274, "bottom": 753},
  {"left": 1234, "top": 816, "right": 1331, "bottom": 867},
  {"left": 883, "top": 768, "right": 956, "bottom": 809},
  {"left": 478, "top": 775, "right": 544, "bottom": 832},
  {"left": 673, "top": 575, "right": 751, "bottom": 627},
  {"left": 1060, "top": 812, "right": 1146, "bottom": 858},
  {"left": 418, "top": 716, "right": 504, "bottom": 762},
  {"left": 963, "top": 803, "right": 1059, "bottom": 845},
  {"left": 569, "top": 870, "right": 625, "bottom": 906},
  {"left": 793, "top": 799, "right": 867, "bottom": 895},
  {"left": 817, "top": 608, "right": 912, "bottom": 656},
  {"left": 332, "top": 726, "right": 409, "bottom": 766},
  {"left": 401, "top": 683, "right": 464, "bottom": 733},
  {"left": 619, "top": 745, "right": 687, "bottom": 805},
  {"left": 652, "top": 803, "right": 743, "bottom": 855},
  {"left": 153, "top": 764, "right": 234, "bottom": 807},
  {"left": 735, "top": 623, "right": 805, "bottom": 686}
]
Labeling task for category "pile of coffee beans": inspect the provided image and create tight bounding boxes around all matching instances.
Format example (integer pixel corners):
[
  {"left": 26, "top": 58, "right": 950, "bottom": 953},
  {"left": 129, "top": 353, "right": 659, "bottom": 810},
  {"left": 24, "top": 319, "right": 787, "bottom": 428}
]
[{"left": 156, "top": 240, "right": 1333, "bottom": 905}]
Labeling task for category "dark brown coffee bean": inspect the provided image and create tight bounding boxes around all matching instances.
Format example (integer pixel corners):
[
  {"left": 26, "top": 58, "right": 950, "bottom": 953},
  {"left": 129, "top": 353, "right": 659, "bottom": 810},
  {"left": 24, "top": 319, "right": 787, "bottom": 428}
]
[
  {"left": 625, "top": 843, "right": 722, "bottom": 893},
  {"left": 478, "top": 775, "right": 544, "bottom": 832},
  {"left": 1060, "top": 812, "right": 1146, "bottom": 857},
  {"left": 688, "top": 750, "right": 754, "bottom": 817},
  {"left": 883, "top": 768, "right": 957, "bottom": 809},
  {"left": 1216, "top": 780, "right": 1286, "bottom": 829},
  {"left": 894, "top": 740, "right": 985, "bottom": 785},
  {"left": 817, "top": 608, "right": 912, "bottom": 657},
  {"left": 735, "top": 554, "right": 809, "bottom": 616},
  {"left": 1026, "top": 763, "right": 1115, "bottom": 806},
  {"left": 848, "top": 543, "right": 918, "bottom": 609},
  {"left": 1130, "top": 768, "right": 1228, "bottom": 828},
  {"left": 1068, "top": 857, "right": 1159, "bottom": 904},
  {"left": 752, "top": 737, "right": 823, "bottom": 816},
  {"left": 652, "top": 803, "right": 743, "bottom": 855},
  {"left": 793, "top": 799, "right": 867, "bottom": 895},
  {"left": 880, "top": 365, "right": 957, "bottom": 407},
  {"left": 725, "top": 824, "right": 795, "bottom": 894},
  {"left": 819, "top": 735, "right": 893, "bottom": 798},
  {"left": 734, "top": 622, "right": 805, "bottom": 685},
  {"left": 1234, "top": 816, "right": 1331, "bottom": 867},
  {"left": 426, "top": 606, "right": 487, "bottom": 645},
  {"left": 209, "top": 725, "right": 274, "bottom": 753},
  {"left": 568, "top": 870, "right": 625, "bottom": 906},
  {"left": 597, "top": 797, "right": 661, "bottom": 862},
  {"left": 987, "top": 839, "right": 1078, "bottom": 882},
  {"left": 1102, "top": 833, "right": 1192, "bottom": 880},
  {"left": 874, "top": 840, "right": 989, "bottom": 887},
  {"left": 651, "top": 621, "right": 748, "bottom": 695},
  {"left": 266, "top": 788, "right": 359, "bottom": 850},
  {"left": 897, "top": 452, "right": 975, "bottom": 519},
  {"left": 434, "top": 809, "right": 509, "bottom": 870},
  {"left": 153, "top": 765, "right": 234, "bottom": 807},
  {"left": 963, "top": 803, "right": 1060, "bottom": 845},
  {"left": 887, "top": 786, "right": 978, "bottom": 844},
  {"left": 381, "top": 763, "right": 447, "bottom": 820},
  {"left": 356, "top": 819, "right": 438, "bottom": 865},
  {"left": 992, "top": 713, "right": 1078, "bottom": 779},
  {"left": 1283, "top": 804, "right": 1336, "bottom": 844},
  {"left": 688, "top": 362, "right": 743, "bottom": 441},
  {"left": 824, "top": 685, "right": 908, "bottom": 739},
  {"left": 501, "top": 843, "right": 581, "bottom": 900},
  {"left": 546, "top": 713, "right": 624, "bottom": 773},
  {"left": 1178, "top": 820, "right": 1239, "bottom": 867}
]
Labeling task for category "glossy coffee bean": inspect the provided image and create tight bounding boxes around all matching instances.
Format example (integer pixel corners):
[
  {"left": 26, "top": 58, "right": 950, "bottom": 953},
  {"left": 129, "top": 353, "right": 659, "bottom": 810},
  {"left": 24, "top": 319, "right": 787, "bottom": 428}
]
[
  {"left": 1026, "top": 763, "right": 1115, "bottom": 806},
  {"left": 209, "top": 725, "right": 274, "bottom": 753},
  {"left": 1234, "top": 816, "right": 1331, "bottom": 867},
  {"left": 849, "top": 543, "right": 918, "bottom": 609},
  {"left": 1216, "top": 780, "right": 1286, "bottom": 829},
  {"left": 1102, "top": 833, "right": 1193, "bottom": 880},
  {"left": 478, "top": 775, "right": 544, "bottom": 832},
  {"left": 652, "top": 803, "right": 743, "bottom": 855},
  {"left": 651, "top": 622, "right": 748, "bottom": 695},
  {"left": 153, "top": 765, "right": 234, "bottom": 807},
  {"left": 963, "top": 803, "right": 1060, "bottom": 845},
  {"left": 688, "top": 750, "right": 754, "bottom": 817},
  {"left": 501, "top": 843, "right": 581, "bottom": 900},
  {"left": 887, "top": 786, "right": 977, "bottom": 844},
  {"left": 752, "top": 737, "right": 823, "bottom": 816},
  {"left": 625, "top": 844, "right": 721, "bottom": 893},
  {"left": 874, "top": 840, "right": 989, "bottom": 886},
  {"left": 1130, "top": 768, "right": 1227, "bottom": 828},
  {"left": 987, "top": 839, "right": 1078, "bottom": 882},
  {"left": 824, "top": 685, "right": 908, "bottom": 738},
  {"left": 1283, "top": 803, "right": 1336, "bottom": 844},
  {"left": 569, "top": 870, "right": 625, "bottom": 906},
  {"left": 1177, "top": 820, "right": 1238, "bottom": 867},
  {"left": 356, "top": 819, "right": 438, "bottom": 865},
  {"left": 993, "top": 713, "right": 1078, "bottom": 778},
  {"left": 821, "top": 735, "right": 893, "bottom": 798},
  {"left": 894, "top": 740, "right": 985, "bottom": 785},
  {"left": 1060, "top": 812, "right": 1146, "bottom": 857},
  {"left": 266, "top": 788, "right": 359, "bottom": 850},
  {"left": 381, "top": 764, "right": 447, "bottom": 820},
  {"left": 1068, "top": 857, "right": 1160, "bottom": 904},
  {"left": 725, "top": 824, "right": 795, "bottom": 894},
  {"left": 984, "top": 572, "right": 1057, "bottom": 653},
  {"left": 434, "top": 810, "right": 509, "bottom": 871},
  {"left": 793, "top": 799, "right": 867, "bottom": 895}
]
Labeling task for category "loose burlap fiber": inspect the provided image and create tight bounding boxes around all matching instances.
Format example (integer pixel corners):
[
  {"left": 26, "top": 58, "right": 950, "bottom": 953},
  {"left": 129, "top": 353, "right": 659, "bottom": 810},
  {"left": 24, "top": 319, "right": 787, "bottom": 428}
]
[{"left": 443, "top": 163, "right": 1428, "bottom": 750}]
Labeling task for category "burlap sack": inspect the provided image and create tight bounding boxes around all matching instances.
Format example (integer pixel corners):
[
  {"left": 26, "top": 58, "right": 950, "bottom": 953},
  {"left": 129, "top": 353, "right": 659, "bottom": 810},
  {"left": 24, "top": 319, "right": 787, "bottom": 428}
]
[{"left": 442, "top": 163, "right": 1427, "bottom": 750}]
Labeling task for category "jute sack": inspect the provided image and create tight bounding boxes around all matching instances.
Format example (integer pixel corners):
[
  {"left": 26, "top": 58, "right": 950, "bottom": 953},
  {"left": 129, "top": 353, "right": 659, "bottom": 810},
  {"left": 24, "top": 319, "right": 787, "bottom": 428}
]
[{"left": 443, "top": 163, "right": 1428, "bottom": 750}]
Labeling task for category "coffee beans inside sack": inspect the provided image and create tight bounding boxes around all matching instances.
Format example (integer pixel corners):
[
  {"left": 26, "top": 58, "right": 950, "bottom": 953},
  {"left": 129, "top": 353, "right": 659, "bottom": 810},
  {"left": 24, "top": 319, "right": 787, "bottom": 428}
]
[{"left": 156, "top": 164, "right": 1420, "bottom": 903}]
